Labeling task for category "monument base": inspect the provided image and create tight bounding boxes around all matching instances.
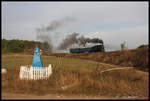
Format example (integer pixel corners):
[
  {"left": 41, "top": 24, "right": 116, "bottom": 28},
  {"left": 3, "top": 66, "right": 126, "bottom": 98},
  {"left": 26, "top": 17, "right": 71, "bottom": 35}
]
[
  {"left": 19, "top": 64, "right": 52, "bottom": 80},
  {"left": 2, "top": 68, "right": 7, "bottom": 74}
]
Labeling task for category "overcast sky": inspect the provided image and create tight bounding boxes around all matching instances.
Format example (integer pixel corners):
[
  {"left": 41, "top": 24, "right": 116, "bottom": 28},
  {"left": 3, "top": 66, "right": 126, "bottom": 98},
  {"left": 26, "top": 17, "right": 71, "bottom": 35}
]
[{"left": 2, "top": 2, "right": 148, "bottom": 51}]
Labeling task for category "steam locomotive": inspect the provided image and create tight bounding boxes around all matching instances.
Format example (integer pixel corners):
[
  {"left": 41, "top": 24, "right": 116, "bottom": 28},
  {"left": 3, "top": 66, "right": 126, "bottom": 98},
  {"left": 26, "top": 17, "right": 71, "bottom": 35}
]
[{"left": 69, "top": 43, "right": 104, "bottom": 53}]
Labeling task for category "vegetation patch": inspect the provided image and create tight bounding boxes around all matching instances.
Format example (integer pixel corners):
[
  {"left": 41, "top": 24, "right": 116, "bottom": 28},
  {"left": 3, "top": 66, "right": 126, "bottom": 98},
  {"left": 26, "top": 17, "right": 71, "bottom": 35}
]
[
  {"left": 51, "top": 46, "right": 149, "bottom": 71},
  {"left": 2, "top": 54, "right": 148, "bottom": 97}
]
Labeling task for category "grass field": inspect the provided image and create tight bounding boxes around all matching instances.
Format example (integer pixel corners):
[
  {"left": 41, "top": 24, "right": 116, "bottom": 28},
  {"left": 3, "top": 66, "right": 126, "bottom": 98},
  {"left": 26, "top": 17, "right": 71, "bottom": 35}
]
[
  {"left": 1, "top": 54, "right": 149, "bottom": 99},
  {"left": 2, "top": 54, "right": 110, "bottom": 70}
]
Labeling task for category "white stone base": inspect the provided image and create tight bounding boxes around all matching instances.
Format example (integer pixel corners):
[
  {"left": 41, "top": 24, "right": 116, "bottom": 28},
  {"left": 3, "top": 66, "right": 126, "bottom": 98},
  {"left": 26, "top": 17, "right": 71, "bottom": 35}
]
[
  {"left": 19, "top": 64, "right": 52, "bottom": 80},
  {"left": 2, "top": 68, "right": 7, "bottom": 74}
]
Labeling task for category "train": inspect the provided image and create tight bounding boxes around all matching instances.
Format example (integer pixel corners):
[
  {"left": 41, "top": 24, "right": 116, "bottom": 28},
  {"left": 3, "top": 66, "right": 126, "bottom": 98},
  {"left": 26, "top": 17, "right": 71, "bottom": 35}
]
[{"left": 69, "top": 43, "right": 104, "bottom": 53}]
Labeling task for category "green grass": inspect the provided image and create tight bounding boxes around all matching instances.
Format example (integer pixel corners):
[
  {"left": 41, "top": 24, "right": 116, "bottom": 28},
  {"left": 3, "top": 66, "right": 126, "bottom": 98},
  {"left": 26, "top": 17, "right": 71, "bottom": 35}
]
[
  {"left": 43, "top": 56, "right": 101, "bottom": 70},
  {"left": 2, "top": 54, "right": 115, "bottom": 71}
]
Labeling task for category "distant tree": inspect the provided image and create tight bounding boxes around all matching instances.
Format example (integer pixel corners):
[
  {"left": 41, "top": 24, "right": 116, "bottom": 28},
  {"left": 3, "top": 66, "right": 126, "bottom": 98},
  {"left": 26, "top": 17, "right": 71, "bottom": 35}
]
[
  {"left": 121, "top": 41, "right": 126, "bottom": 51},
  {"left": 2, "top": 39, "right": 9, "bottom": 53},
  {"left": 138, "top": 44, "right": 148, "bottom": 49},
  {"left": 6, "top": 40, "right": 23, "bottom": 53},
  {"left": 1, "top": 39, "right": 44, "bottom": 54}
]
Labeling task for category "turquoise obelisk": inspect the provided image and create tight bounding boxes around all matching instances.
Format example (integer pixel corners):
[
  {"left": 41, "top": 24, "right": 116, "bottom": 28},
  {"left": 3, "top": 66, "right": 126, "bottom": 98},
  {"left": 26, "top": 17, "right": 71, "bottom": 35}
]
[{"left": 32, "top": 46, "right": 43, "bottom": 69}]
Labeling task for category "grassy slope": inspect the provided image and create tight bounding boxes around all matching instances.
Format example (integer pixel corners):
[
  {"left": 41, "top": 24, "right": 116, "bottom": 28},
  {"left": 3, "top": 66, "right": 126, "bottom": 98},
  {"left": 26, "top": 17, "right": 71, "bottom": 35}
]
[
  {"left": 50, "top": 47, "right": 149, "bottom": 71},
  {"left": 2, "top": 54, "right": 103, "bottom": 70},
  {"left": 1, "top": 54, "right": 149, "bottom": 98}
]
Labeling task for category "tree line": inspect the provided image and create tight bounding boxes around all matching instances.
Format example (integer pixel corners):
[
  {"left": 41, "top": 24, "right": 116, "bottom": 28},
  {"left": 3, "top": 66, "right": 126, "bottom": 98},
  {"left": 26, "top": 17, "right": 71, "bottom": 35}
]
[{"left": 2, "top": 39, "right": 51, "bottom": 54}]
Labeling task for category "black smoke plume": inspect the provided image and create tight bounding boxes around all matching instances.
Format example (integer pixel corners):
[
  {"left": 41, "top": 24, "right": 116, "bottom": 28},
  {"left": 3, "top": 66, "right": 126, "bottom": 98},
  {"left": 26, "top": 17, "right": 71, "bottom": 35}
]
[
  {"left": 36, "top": 34, "right": 53, "bottom": 52},
  {"left": 57, "top": 32, "right": 79, "bottom": 50},
  {"left": 36, "top": 16, "right": 75, "bottom": 52},
  {"left": 58, "top": 32, "right": 103, "bottom": 50},
  {"left": 87, "top": 38, "right": 103, "bottom": 44}
]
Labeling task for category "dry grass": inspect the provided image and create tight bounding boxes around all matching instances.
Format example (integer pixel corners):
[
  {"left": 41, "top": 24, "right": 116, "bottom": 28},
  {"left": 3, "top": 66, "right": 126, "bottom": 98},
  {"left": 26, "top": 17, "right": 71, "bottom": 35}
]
[
  {"left": 2, "top": 66, "right": 148, "bottom": 97},
  {"left": 50, "top": 47, "right": 149, "bottom": 71},
  {"left": 1, "top": 54, "right": 148, "bottom": 98}
]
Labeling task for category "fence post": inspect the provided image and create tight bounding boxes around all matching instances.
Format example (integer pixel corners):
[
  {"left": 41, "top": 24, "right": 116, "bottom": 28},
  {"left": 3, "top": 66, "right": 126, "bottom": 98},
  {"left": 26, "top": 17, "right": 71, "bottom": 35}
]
[
  {"left": 26, "top": 67, "right": 28, "bottom": 80},
  {"left": 19, "top": 66, "right": 23, "bottom": 79},
  {"left": 33, "top": 69, "right": 34, "bottom": 80},
  {"left": 29, "top": 67, "right": 31, "bottom": 80}
]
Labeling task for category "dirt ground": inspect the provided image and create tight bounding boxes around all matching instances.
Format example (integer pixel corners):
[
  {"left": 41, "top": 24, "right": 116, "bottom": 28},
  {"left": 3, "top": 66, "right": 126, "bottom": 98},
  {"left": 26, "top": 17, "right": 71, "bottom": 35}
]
[{"left": 2, "top": 92, "right": 148, "bottom": 100}]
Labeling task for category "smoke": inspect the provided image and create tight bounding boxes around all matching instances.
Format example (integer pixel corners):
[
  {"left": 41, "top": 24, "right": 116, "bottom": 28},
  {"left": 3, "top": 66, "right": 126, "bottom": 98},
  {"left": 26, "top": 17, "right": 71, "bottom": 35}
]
[
  {"left": 104, "top": 44, "right": 120, "bottom": 51},
  {"left": 58, "top": 32, "right": 104, "bottom": 50},
  {"left": 45, "top": 16, "right": 75, "bottom": 31},
  {"left": 36, "top": 16, "right": 104, "bottom": 52},
  {"left": 36, "top": 34, "right": 53, "bottom": 52},
  {"left": 87, "top": 38, "right": 103, "bottom": 44},
  {"left": 57, "top": 32, "right": 79, "bottom": 50},
  {"left": 36, "top": 16, "right": 76, "bottom": 52}
]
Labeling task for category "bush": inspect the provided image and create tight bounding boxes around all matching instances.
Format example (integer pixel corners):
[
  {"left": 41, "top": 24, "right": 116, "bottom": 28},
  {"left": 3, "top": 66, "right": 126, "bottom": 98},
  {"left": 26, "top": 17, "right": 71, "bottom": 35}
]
[
  {"left": 138, "top": 44, "right": 148, "bottom": 49},
  {"left": 2, "top": 39, "right": 52, "bottom": 54}
]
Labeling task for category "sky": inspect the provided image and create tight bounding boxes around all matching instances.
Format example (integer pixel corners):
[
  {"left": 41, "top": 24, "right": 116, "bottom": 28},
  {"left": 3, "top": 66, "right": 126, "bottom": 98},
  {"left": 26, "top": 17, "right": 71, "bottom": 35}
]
[{"left": 2, "top": 1, "right": 149, "bottom": 51}]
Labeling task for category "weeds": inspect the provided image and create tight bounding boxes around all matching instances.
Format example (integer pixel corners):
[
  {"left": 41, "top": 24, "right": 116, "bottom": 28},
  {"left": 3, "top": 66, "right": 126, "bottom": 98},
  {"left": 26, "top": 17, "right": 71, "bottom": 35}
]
[
  {"left": 51, "top": 47, "right": 149, "bottom": 71},
  {"left": 1, "top": 54, "right": 148, "bottom": 97}
]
